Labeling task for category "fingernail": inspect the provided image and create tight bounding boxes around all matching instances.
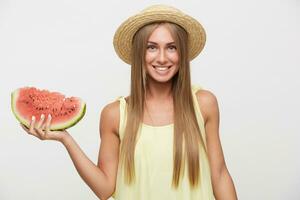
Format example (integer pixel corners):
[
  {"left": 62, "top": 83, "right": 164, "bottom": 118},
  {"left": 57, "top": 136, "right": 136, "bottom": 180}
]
[
  {"left": 32, "top": 116, "right": 35, "bottom": 121},
  {"left": 48, "top": 114, "right": 52, "bottom": 119},
  {"left": 41, "top": 114, "right": 45, "bottom": 119}
]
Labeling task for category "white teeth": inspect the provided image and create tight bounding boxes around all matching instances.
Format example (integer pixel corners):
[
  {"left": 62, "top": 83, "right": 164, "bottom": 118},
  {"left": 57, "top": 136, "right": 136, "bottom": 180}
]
[
  {"left": 156, "top": 67, "right": 168, "bottom": 71},
  {"left": 154, "top": 66, "right": 169, "bottom": 71}
]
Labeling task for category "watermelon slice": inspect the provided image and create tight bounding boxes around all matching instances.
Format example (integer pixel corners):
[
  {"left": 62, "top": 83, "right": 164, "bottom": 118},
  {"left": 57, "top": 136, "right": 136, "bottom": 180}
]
[{"left": 11, "top": 87, "right": 86, "bottom": 130}]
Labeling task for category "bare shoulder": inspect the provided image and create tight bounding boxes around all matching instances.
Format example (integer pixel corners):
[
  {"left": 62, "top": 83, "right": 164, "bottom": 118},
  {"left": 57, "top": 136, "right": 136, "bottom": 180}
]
[
  {"left": 100, "top": 99, "right": 121, "bottom": 137},
  {"left": 195, "top": 89, "right": 220, "bottom": 124}
]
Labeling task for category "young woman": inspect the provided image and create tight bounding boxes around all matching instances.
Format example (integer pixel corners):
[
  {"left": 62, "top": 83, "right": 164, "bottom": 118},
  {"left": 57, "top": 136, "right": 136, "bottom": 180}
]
[{"left": 21, "top": 5, "right": 238, "bottom": 200}]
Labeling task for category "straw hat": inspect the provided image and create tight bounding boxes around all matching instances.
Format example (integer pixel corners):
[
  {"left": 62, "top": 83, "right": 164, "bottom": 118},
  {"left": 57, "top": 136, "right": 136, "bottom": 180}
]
[{"left": 113, "top": 4, "right": 206, "bottom": 65}]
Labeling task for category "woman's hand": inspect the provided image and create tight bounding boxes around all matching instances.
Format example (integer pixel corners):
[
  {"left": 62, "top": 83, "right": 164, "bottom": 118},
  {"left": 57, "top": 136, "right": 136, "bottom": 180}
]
[{"left": 21, "top": 114, "right": 70, "bottom": 143}]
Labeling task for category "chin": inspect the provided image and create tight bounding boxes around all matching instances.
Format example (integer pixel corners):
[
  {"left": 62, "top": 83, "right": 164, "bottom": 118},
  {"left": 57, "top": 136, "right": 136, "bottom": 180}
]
[{"left": 147, "top": 74, "right": 176, "bottom": 84}]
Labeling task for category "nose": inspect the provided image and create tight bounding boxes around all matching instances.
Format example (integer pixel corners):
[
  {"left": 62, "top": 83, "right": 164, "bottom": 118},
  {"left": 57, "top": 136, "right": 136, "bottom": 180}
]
[{"left": 157, "top": 49, "right": 167, "bottom": 64}]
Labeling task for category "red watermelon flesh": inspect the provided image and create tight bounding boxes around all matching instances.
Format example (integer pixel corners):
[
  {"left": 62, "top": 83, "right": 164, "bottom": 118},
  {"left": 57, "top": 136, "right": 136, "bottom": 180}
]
[{"left": 11, "top": 87, "right": 86, "bottom": 130}]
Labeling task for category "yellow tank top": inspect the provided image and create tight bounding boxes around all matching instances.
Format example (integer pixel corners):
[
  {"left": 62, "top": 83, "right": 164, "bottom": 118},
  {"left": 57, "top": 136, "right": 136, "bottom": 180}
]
[{"left": 112, "top": 85, "right": 215, "bottom": 200}]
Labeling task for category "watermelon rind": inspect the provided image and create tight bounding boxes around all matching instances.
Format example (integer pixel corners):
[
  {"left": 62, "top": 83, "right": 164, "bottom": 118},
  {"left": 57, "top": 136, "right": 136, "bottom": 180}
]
[
  {"left": 11, "top": 90, "right": 30, "bottom": 128},
  {"left": 50, "top": 101, "right": 86, "bottom": 130},
  {"left": 11, "top": 88, "right": 86, "bottom": 131}
]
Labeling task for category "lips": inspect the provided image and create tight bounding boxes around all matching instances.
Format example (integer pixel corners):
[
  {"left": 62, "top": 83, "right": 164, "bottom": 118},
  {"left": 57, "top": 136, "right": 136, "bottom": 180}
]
[{"left": 152, "top": 65, "right": 171, "bottom": 71}]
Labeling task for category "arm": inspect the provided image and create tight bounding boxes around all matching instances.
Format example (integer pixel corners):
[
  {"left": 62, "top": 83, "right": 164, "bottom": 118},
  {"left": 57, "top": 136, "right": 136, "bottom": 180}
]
[
  {"left": 62, "top": 101, "right": 120, "bottom": 200},
  {"left": 196, "top": 90, "right": 238, "bottom": 200}
]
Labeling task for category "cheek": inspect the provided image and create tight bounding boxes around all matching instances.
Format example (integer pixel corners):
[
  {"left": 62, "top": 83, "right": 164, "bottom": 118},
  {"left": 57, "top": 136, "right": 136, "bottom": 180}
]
[
  {"left": 145, "top": 52, "right": 156, "bottom": 64},
  {"left": 169, "top": 53, "right": 179, "bottom": 64}
]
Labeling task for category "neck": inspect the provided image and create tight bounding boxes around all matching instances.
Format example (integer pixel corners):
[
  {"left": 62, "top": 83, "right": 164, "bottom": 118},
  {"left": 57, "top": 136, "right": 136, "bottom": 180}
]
[{"left": 145, "top": 80, "right": 173, "bottom": 102}]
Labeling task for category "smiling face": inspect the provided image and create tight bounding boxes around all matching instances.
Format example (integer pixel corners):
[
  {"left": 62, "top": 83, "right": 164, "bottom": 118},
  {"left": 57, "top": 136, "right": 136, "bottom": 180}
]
[{"left": 144, "top": 24, "right": 179, "bottom": 84}]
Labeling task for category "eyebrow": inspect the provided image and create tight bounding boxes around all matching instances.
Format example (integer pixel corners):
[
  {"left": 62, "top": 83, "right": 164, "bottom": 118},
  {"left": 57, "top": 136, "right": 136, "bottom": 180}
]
[{"left": 147, "top": 41, "right": 176, "bottom": 45}]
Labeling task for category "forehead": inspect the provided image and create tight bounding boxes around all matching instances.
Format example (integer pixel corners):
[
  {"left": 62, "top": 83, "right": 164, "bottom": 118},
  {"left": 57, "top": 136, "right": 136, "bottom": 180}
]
[{"left": 147, "top": 24, "right": 175, "bottom": 44}]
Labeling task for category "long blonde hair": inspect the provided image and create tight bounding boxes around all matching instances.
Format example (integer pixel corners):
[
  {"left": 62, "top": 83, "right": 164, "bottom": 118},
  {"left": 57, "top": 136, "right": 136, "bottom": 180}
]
[{"left": 119, "top": 22, "right": 207, "bottom": 189}]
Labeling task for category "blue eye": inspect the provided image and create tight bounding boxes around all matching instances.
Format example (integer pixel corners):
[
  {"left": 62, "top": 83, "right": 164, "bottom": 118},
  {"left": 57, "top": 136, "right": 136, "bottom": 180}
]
[
  {"left": 168, "top": 45, "right": 177, "bottom": 51},
  {"left": 147, "top": 45, "right": 157, "bottom": 51}
]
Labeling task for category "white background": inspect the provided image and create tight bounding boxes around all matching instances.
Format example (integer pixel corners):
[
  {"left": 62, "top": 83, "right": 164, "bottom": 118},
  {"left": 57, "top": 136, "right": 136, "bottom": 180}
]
[{"left": 0, "top": 0, "right": 299, "bottom": 199}]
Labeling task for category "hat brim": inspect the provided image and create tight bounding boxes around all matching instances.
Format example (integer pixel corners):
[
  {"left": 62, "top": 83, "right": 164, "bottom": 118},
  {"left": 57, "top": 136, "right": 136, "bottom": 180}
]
[{"left": 113, "top": 7, "right": 206, "bottom": 65}]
